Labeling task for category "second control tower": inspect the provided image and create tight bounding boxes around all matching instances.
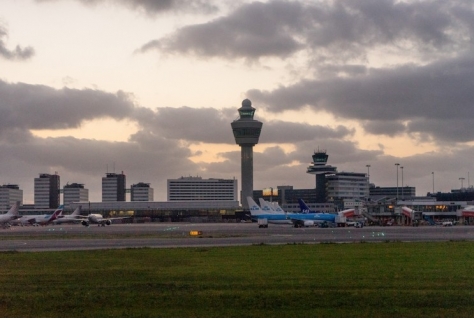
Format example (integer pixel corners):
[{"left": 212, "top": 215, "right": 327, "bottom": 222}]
[
  {"left": 231, "top": 99, "right": 263, "bottom": 209},
  {"left": 306, "top": 149, "right": 337, "bottom": 202}
]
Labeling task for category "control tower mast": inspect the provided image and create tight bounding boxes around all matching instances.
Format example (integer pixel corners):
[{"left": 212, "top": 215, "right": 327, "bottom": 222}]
[
  {"left": 306, "top": 149, "right": 337, "bottom": 202},
  {"left": 231, "top": 99, "right": 263, "bottom": 209}
]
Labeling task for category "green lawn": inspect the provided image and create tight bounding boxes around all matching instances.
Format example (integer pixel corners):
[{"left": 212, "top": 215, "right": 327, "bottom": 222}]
[{"left": 0, "top": 242, "right": 473, "bottom": 317}]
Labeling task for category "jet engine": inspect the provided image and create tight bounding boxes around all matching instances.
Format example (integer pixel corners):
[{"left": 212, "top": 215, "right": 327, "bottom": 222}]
[
  {"left": 303, "top": 220, "right": 315, "bottom": 227},
  {"left": 105, "top": 220, "right": 111, "bottom": 225},
  {"left": 82, "top": 220, "right": 89, "bottom": 227}
]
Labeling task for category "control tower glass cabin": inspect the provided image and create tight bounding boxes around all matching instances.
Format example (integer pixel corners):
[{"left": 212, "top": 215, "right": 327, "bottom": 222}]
[
  {"left": 231, "top": 99, "right": 263, "bottom": 209},
  {"left": 306, "top": 150, "right": 337, "bottom": 202}
]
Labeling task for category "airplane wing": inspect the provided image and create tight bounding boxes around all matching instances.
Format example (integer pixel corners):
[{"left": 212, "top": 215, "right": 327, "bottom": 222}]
[{"left": 19, "top": 217, "right": 39, "bottom": 225}]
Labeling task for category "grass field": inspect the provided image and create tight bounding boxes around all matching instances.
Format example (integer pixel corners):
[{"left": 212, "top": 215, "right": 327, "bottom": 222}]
[{"left": 0, "top": 241, "right": 473, "bottom": 317}]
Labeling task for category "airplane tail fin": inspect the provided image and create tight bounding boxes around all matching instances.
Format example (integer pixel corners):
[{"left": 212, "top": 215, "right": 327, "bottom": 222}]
[
  {"left": 272, "top": 202, "right": 286, "bottom": 214},
  {"left": 298, "top": 199, "right": 310, "bottom": 213},
  {"left": 258, "top": 198, "right": 274, "bottom": 212},
  {"left": 50, "top": 205, "right": 64, "bottom": 221},
  {"left": 5, "top": 202, "right": 20, "bottom": 217},
  {"left": 246, "top": 197, "right": 264, "bottom": 216},
  {"left": 71, "top": 205, "right": 82, "bottom": 216}
]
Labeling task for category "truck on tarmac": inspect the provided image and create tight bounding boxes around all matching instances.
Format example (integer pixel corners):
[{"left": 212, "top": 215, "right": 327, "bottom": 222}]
[
  {"left": 335, "top": 215, "right": 346, "bottom": 227},
  {"left": 258, "top": 218, "right": 268, "bottom": 228}
]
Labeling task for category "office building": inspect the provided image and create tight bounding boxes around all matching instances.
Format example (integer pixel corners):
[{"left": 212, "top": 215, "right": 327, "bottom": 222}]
[
  {"left": 167, "top": 176, "right": 238, "bottom": 201},
  {"left": 131, "top": 183, "right": 154, "bottom": 202},
  {"left": 369, "top": 185, "right": 416, "bottom": 200},
  {"left": 63, "top": 183, "right": 89, "bottom": 206},
  {"left": 326, "top": 172, "right": 369, "bottom": 209},
  {"left": 0, "top": 184, "right": 23, "bottom": 209},
  {"left": 102, "top": 172, "right": 126, "bottom": 202},
  {"left": 231, "top": 99, "right": 262, "bottom": 208},
  {"left": 34, "top": 173, "right": 60, "bottom": 209}
]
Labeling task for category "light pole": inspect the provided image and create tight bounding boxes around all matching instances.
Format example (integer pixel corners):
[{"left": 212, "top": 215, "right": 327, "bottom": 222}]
[
  {"left": 460, "top": 177, "right": 465, "bottom": 189},
  {"left": 401, "top": 166, "right": 404, "bottom": 200},
  {"left": 366, "top": 164, "right": 371, "bottom": 202},
  {"left": 432, "top": 172, "right": 434, "bottom": 194},
  {"left": 395, "top": 163, "right": 400, "bottom": 200}
]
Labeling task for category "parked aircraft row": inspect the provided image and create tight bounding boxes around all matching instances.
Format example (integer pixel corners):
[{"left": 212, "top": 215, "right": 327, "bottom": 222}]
[
  {"left": 0, "top": 204, "right": 125, "bottom": 228},
  {"left": 247, "top": 197, "right": 354, "bottom": 228},
  {"left": 0, "top": 203, "right": 21, "bottom": 228}
]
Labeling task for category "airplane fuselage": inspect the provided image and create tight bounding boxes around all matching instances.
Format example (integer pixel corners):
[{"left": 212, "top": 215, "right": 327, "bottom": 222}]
[
  {"left": 251, "top": 212, "right": 336, "bottom": 223},
  {"left": 82, "top": 214, "right": 112, "bottom": 227}
]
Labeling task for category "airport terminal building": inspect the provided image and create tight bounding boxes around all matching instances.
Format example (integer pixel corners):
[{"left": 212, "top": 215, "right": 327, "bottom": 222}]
[
  {"left": 69, "top": 200, "right": 241, "bottom": 222},
  {"left": 167, "top": 176, "right": 238, "bottom": 201},
  {"left": 0, "top": 184, "right": 23, "bottom": 209}
]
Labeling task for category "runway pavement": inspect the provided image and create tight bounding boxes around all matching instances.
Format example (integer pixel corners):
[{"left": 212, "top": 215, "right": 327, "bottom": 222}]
[{"left": 1, "top": 223, "right": 474, "bottom": 251}]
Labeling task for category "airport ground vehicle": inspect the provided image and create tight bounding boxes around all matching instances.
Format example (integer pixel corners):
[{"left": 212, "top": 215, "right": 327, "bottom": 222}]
[
  {"left": 335, "top": 216, "right": 346, "bottom": 227},
  {"left": 258, "top": 218, "right": 268, "bottom": 228}
]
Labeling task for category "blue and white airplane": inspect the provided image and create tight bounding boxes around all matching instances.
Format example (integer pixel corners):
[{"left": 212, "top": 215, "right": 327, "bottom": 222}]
[
  {"left": 298, "top": 198, "right": 355, "bottom": 218},
  {"left": 258, "top": 198, "right": 286, "bottom": 214},
  {"left": 248, "top": 197, "right": 337, "bottom": 227}
]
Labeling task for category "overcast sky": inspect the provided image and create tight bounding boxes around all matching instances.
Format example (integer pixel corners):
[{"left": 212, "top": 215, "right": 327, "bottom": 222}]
[{"left": 1, "top": 0, "right": 474, "bottom": 204}]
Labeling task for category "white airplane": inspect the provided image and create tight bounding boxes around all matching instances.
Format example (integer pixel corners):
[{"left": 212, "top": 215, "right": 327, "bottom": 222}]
[
  {"left": 258, "top": 198, "right": 286, "bottom": 214},
  {"left": 248, "top": 197, "right": 291, "bottom": 225},
  {"left": 0, "top": 202, "right": 20, "bottom": 229},
  {"left": 15, "top": 205, "right": 63, "bottom": 226},
  {"left": 270, "top": 201, "right": 287, "bottom": 214},
  {"left": 80, "top": 213, "right": 128, "bottom": 227},
  {"left": 52, "top": 205, "right": 82, "bottom": 224}
]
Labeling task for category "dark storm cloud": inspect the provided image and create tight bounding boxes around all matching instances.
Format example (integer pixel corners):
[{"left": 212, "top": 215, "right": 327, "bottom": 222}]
[
  {"left": 132, "top": 106, "right": 354, "bottom": 144},
  {"left": 304, "top": 0, "right": 469, "bottom": 59},
  {"left": 36, "top": 0, "right": 219, "bottom": 15},
  {"left": 249, "top": 53, "right": 474, "bottom": 143},
  {"left": 139, "top": 0, "right": 304, "bottom": 59},
  {"left": 142, "top": 106, "right": 234, "bottom": 143},
  {"left": 0, "top": 79, "right": 360, "bottom": 200},
  {"left": 0, "top": 80, "right": 136, "bottom": 132},
  {"left": 0, "top": 25, "right": 35, "bottom": 61},
  {"left": 261, "top": 121, "right": 353, "bottom": 144},
  {"left": 363, "top": 120, "right": 406, "bottom": 136},
  {"left": 0, "top": 134, "right": 198, "bottom": 202},
  {"left": 139, "top": 0, "right": 473, "bottom": 61}
]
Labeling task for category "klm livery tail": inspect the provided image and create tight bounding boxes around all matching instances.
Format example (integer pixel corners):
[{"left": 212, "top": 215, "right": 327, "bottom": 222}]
[
  {"left": 271, "top": 201, "right": 286, "bottom": 214},
  {"left": 247, "top": 197, "right": 265, "bottom": 216},
  {"left": 258, "top": 198, "right": 275, "bottom": 212}
]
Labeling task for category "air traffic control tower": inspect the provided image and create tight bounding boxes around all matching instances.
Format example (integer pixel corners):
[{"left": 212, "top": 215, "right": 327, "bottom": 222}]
[
  {"left": 306, "top": 149, "right": 337, "bottom": 202},
  {"left": 231, "top": 99, "right": 263, "bottom": 209}
]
